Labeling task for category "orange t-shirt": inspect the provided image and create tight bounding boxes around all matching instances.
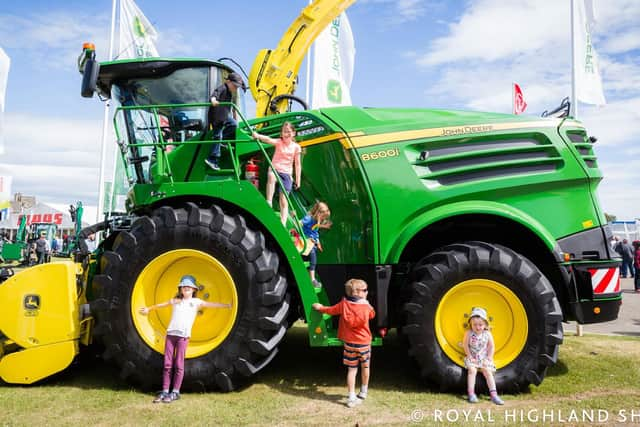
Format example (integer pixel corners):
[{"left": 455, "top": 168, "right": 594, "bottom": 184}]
[{"left": 317, "top": 297, "right": 375, "bottom": 344}]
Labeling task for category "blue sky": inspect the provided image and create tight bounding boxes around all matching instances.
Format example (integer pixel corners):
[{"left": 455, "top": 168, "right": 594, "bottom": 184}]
[{"left": 0, "top": 0, "right": 638, "bottom": 220}]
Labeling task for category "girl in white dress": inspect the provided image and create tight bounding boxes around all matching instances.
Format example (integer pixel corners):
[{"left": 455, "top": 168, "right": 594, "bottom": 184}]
[{"left": 463, "top": 307, "right": 504, "bottom": 405}]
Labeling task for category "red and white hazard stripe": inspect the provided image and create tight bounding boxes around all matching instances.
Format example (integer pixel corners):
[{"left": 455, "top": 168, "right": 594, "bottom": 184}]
[{"left": 588, "top": 267, "right": 620, "bottom": 295}]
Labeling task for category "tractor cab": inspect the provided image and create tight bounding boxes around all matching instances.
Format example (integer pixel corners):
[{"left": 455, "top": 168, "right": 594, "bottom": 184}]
[{"left": 80, "top": 50, "right": 249, "bottom": 190}]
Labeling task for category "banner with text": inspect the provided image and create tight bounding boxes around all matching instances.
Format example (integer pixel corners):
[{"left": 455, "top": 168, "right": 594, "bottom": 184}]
[
  {"left": 311, "top": 12, "right": 355, "bottom": 108},
  {"left": 0, "top": 175, "right": 12, "bottom": 221},
  {"left": 118, "top": 0, "right": 159, "bottom": 59},
  {"left": 573, "top": 0, "right": 606, "bottom": 105},
  {"left": 0, "top": 47, "right": 10, "bottom": 156}
]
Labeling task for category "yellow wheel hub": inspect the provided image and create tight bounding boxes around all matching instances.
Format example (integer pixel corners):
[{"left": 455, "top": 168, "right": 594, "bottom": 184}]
[
  {"left": 131, "top": 249, "right": 238, "bottom": 358},
  {"left": 434, "top": 279, "right": 527, "bottom": 369}
]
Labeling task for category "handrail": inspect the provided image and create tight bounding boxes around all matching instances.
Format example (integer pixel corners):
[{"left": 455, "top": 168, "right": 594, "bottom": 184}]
[{"left": 111, "top": 101, "right": 307, "bottom": 246}]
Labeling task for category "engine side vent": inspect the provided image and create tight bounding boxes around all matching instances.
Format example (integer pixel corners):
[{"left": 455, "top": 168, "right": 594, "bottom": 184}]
[
  {"left": 410, "top": 136, "right": 563, "bottom": 187},
  {"left": 566, "top": 131, "right": 598, "bottom": 169}
]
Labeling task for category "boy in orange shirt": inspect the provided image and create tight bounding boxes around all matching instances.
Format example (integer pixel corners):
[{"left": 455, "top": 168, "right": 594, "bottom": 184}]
[{"left": 312, "top": 278, "right": 376, "bottom": 408}]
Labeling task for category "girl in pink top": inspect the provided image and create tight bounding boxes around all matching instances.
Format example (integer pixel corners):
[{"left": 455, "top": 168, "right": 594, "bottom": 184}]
[{"left": 252, "top": 122, "right": 302, "bottom": 225}]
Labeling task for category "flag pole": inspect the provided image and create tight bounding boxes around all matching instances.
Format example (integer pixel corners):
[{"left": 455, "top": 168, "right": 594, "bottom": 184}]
[
  {"left": 96, "top": 0, "right": 117, "bottom": 223},
  {"left": 570, "top": 0, "right": 578, "bottom": 118},
  {"left": 573, "top": 0, "right": 582, "bottom": 339},
  {"left": 305, "top": 0, "right": 312, "bottom": 106}
]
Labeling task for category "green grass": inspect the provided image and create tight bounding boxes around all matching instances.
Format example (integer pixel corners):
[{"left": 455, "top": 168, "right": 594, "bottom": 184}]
[{"left": 1, "top": 326, "right": 639, "bottom": 426}]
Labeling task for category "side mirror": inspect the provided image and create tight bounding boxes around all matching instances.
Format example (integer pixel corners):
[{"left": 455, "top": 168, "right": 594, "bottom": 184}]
[
  {"left": 81, "top": 57, "right": 100, "bottom": 98},
  {"left": 78, "top": 43, "right": 100, "bottom": 98}
]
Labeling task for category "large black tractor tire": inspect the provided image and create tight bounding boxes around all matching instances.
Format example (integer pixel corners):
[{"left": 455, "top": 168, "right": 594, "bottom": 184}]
[
  {"left": 402, "top": 241, "right": 563, "bottom": 392},
  {"left": 90, "top": 203, "right": 289, "bottom": 391}
]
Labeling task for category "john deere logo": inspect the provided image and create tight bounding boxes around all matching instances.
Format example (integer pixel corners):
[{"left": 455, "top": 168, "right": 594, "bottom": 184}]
[
  {"left": 133, "top": 16, "right": 147, "bottom": 37},
  {"left": 327, "top": 79, "right": 342, "bottom": 104},
  {"left": 24, "top": 294, "right": 40, "bottom": 310}
]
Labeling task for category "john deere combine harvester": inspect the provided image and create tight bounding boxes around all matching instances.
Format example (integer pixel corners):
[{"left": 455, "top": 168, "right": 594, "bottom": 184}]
[{"left": 0, "top": 0, "right": 621, "bottom": 392}]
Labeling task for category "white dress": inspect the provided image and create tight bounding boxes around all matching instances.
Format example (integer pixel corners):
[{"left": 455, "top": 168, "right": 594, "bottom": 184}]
[{"left": 464, "top": 330, "right": 496, "bottom": 371}]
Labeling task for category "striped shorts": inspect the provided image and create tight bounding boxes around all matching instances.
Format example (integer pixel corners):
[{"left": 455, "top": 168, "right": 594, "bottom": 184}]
[{"left": 342, "top": 342, "right": 371, "bottom": 368}]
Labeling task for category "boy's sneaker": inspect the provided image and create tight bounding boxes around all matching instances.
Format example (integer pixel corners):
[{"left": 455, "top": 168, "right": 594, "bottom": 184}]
[
  {"left": 162, "top": 391, "right": 180, "bottom": 403},
  {"left": 205, "top": 158, "right": 220, "bottom": 171},
  {"left": 357, "top": 391, "right": 367, "bottom": 400},
  {"left": 312, "top": 279, "right": 322, "bottom": 288},
  {"left": 468, "top": 394, "right": 479, "bottom": 403},
  {"left": 346, "top": 397, "right": 362, "bottom": 408},
  {"left": 153, "top": 391, "right": 168, "bottom": 403},
  {"left": 490, "top": 395, "right": 504, "bottom": 405}
]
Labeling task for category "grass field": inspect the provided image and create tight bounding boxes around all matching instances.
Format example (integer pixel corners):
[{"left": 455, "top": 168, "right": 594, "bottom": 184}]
[{"left": 1, "top": 325, "right": 639, "bottom": 427}]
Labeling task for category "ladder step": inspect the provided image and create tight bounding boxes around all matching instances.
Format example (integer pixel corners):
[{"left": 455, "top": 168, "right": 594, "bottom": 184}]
[{"left": 206, "top": 168, "right": 234, "bottom": 174}]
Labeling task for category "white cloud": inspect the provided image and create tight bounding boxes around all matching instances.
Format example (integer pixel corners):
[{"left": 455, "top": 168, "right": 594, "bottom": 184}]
[
  {"left": 0, "top": 12, "right": 110, "bottom": 69},
  {"left": 596, "top": 159, "right": 640, "bottom": 219},
  {"left": 155, "top": 27, "right": 222, "bottom": 58},
  {"left": 417, "top": 0, "right": 567, "bottom": 66},
  {"left": 358, "top": 0, "right": 428, "bottom": 24},
  {"left": 0, "top": 9, "right": 208, "bottom": 67},
  {"left": 601, "top": 28, "right": 640, "bottom": 54},
  {"left": 598, "top": 57, "right": 640, "bottom": 98},
  {"left": 580, "top": 98, "right": 640, "bottom": 147},
  {"left": 396, "top": 0, "right": 427, "bottom": 22},
  {"left": 0, "top": 113, "right": 104, "bottom": 208}
]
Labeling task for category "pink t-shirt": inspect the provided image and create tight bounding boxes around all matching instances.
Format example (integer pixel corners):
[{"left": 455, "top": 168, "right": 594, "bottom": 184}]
[{"left": 271, "top": 139, "right": 301, "bottom": 175}]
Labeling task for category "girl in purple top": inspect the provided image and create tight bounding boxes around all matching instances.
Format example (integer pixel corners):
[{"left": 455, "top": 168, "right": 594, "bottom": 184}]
[{"left": 139, "top": 275, "right": 231, "bottom": 403}]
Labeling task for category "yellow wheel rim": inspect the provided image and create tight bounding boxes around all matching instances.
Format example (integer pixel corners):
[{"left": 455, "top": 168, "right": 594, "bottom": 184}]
[
  {"left": 434, "top": 279, "right": 528, "bottom": 369},
  {"left": 131, "top": 249, "right": 238, "bottom": 358}
]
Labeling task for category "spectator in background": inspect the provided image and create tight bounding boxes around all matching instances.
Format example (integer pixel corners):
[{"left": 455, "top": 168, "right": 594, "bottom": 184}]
[
  {"left": 610, "top": 235, "right": 619, "bottom": 251},
  {"left": 62, "top": 234, "right": 69, "bottom": 253},
  {"left": 35, "top": 233, "right": 50, "bottom": 264},
  {"left": 633, "top": 241, "right": 640, "bottom": 293},
  {"left": 51, "top": 236, "right": 59, "bottom": 254},
  {"left": 85, "top": 233, "right": 98, "bottom": 252},
  {"left": 618, "top": 239, "right": 635, "bottom": 278}
]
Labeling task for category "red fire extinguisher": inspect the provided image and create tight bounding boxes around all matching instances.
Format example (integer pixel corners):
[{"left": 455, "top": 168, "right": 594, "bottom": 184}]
[{"left": 245, "top": 158, "right": 259, "bottom": 188}]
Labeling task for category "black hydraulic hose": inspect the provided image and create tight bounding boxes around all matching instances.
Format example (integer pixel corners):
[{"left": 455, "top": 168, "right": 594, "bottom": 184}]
[
  {"left": 217, "top": 58, "right": 249, "bottom": 81},
  {"left": 269, "top": 94, "right": 308, "bottom": 114},
  {"left": 75, "top": 221, "right": 108, "bottom": 259}
]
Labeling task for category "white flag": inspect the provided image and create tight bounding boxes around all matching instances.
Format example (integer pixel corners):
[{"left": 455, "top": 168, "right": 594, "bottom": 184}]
[
  {"left": 573, "top": 0, "right": 606, "bottom": 105},
  {"left": 0, "top": 47, "right": 10, "bottom": 156},
  {"left": 105, "top": 0, "right": 161, "bottom": 214},
  {"left": 118, "top": 0, "right": 159, "bottom": 59},
  {"left": 0, "top": 175, "right": 12, "bottom": 219},
  {"left": 311, "top": 13, "right": 355, "bottom": 108}
]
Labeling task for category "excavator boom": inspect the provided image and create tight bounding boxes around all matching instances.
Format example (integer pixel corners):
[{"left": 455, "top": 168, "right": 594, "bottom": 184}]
[{"left": 249, "top": 0, "right": 355, "bottom": 117}]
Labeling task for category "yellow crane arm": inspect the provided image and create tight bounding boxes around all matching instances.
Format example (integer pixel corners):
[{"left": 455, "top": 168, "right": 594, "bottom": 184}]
[{"left": 249, "top": 0, "right": 356, "bottom": 118}]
